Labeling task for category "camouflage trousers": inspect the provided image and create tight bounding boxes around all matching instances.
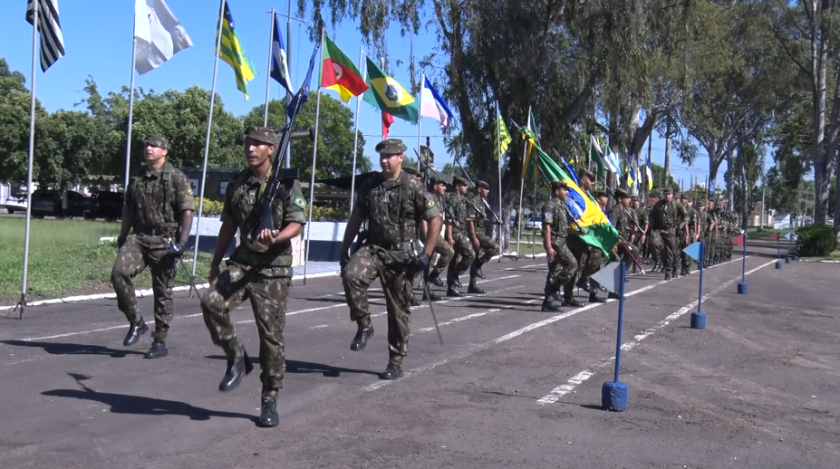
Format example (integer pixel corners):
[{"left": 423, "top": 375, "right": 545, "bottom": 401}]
[
  {"left": 704, "top": 235, "right": 717, "bottom": 266},
  {"left": 342, "top": 245, "right": 413, "bottom": 366},
  {"left": 429, "top": 235, "right": 455, "bottom": 278},
  {"left": 474, "top": 231, "right": 499, "bottom": 265},
  {"left": 450, "top": 230, "right": 476, "bottom": 278},
  {"left": 647, "top": 230, "right": 663, "bottom": 263},
  {"left": 200, "top": 262, "right": 290, "bottom": 402},
  {"left": 679, "top": 230, "right": 692, "bottom": 272},
  {"left": 111, "top": 235, "right": 176, "bottom": 342},
  {"left": 564, "top": 235, "right": 603, "bottom": 298},
  {"left": 546, "top": 239, "right": 578, "bottom": 294},
  {"left": 659, "top": 229, "right": 679, "bottom": 275}
]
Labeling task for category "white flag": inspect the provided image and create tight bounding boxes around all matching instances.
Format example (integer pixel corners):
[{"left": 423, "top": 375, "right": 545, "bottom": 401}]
[{"left": 134, "top": 0, "right": 192, "bottom": 75}]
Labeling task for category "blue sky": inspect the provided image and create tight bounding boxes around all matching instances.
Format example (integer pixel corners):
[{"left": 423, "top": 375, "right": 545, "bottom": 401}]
[{"left": 2, "top": 0, "right": 743, "bottom": 192}]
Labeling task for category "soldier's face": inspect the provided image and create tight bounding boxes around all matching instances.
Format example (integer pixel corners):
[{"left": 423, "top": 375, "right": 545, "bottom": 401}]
[
  {"left": 244, "top": 138, "right": 274, "bottom": 168},
  {"left": 456, "top": 183, "right": 468, "bottom": 194},
  {"left": 380, "top": 153, "right": 403, "bottom": 175},
  {"left": 580, "top": 176, "right": 593, "bottom": 190},
  {"left": 434, "top": 183, "right": 446, "bottom": 195},
  {"left": 666, "top": 194, "right": 673, "bottom": 202},
  {"left": 144, "top": 144, "right": 167, "bottom": 164},
  {"left": 620, "top": 197, "right": 631, "bottom": 207},
  {"left": 478, "top": 187, "right": 489, "bottom": 198},
  {"left": 557, "top": 188, "right": 568, "bottom": 200},
  {"left": 597, "top": 195, "right": 608, "bottom": 206},
  {"left": 633, "top": 201, "right": 640, "bottom": 209}
]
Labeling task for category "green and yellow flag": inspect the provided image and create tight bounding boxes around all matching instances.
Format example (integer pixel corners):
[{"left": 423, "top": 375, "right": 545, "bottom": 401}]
[
  {"left": 362, "top": 56, "right": 419, "bottom": 123},
  {"left": 495, "top": 103, "right": 512, "bottom": 160},
  {"left": 218, "top": 2, "right": 256, "bottom": 99}
]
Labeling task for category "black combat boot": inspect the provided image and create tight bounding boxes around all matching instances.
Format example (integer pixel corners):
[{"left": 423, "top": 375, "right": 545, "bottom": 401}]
[
  {"left": 471, "top": 261, "right": 486, "bottom": 280},
  {"left": 575, "top": 277, "right": 591, "bottom": 292},
  {"left": 467, "top": 278, "right": 485, "bottom": 294},
  {"left": 429, "top": 272, "right": 446, "bottom": 288},
  {"left": 589, "top": 291, "right": 607, "bottom": 303},
  {"left": 380, "top": 362, "right": 404, "bottom": 380},
  {"left": 541, "top": 285, "right": 563, "bottom": 312},
  {"left": 144, "top": 340, "right": 168, "bottom": 359},
  {"left": 123, "top": 318, "right": 148, "bottom": 346},
  {"left": 563, "top": 296, "right": 584, "bottom": 307},
  {"left": 219, "top": 351, "right": 253, "bottom": 392},
  {"left": 422, "top": 290, "right": 442, "bottom": 301},
  {"left": 350, "top": 321, "right": 374, "bottom": 351},
  {"left": 446, "top": 285, "right": 464, "bottom": 297},
  {"left": 258, "top": 397, "right": 279, "bottom": 428}
]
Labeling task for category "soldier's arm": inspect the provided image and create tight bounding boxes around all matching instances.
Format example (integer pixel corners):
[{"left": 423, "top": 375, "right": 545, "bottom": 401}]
[
  {"left": 118, "top": 197, "right": 134, "bottom": 240},
  {"left": 341, "top": 187, "right": 367, "bottom": 256},
  {"left": 172, "top": 172, "right": 196, "bottom": 245},
  {"left": 542, "top": 206, "right": 554, "bottom": 252},
  {"left": 269, "top": 180, "right": 305, "bottom": 244},
  {"left": 416, "top": 186, "right": 441, "bottom": 255},
  {"left": 211, "top": 182, "right": 239, "bottom": 271}
]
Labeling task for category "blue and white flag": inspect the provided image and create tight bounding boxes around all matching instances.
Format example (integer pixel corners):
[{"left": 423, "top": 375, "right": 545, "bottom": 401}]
[
  {"left": 269, "top": 13, "right": 293, "bottom": 94},
  {"left": 420, "top": 75, "right": 454, "bottom": 128}
]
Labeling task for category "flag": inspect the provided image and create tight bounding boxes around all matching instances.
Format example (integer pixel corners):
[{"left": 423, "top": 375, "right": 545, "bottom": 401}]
[
  {"left": 530, "top": 137, "right": 619, "bottom": 258},
  {"left": 495, "top": 103, "right": 512, "bottom": 160},
  {"left": 217, "top": 2, "right": 256, "bottom": 99},
  {"left": 522, "top": 125, "right": 537, "bottom": 179},
  {"left": 363, "top": 57, "right": 419, "bottom": 123},
  {"left": 530, "top": 108, "right": 541, "bottom": 140},
  {"left": 320, "top": 35, "right": 368, "bottom": 102},
  {"left": 133, "top": 0, "right": 192, "bottom": 75},
  {"left": 269, "top": 13, "right": 293, "bottom": 94},
  {"left": 382, "top": 111, "right": 394, "bottom": 138},
  {"left": 645, "top": 159, "right": 654, "bottom": 191},
  {"left": 25, "top": 0, "right": 65, "bottom": 72},
  {"left": 602, "top": 143, "right": 621, "bottom": 173},
  {"left": 286, "top": 41, "right": 319, "bottom": 120},
  {"left": 625, "top": 155, "right": 634, "bottom": 188},
  {"left": 420, "top": 75, "right": 454, "bottom": 128},
  {"left": 589, "top": 135, "right": 606, "bottom": 180}
]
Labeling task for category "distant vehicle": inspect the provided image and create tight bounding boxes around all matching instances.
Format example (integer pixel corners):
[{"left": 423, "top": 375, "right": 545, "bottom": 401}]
[
  {"left": 524, "top": 216, "right": 543, "bottom": 230},
  {"left": 1, "top": 192, "right": 27, "bottom": 214},
  {"left": 84, "top": 191, "right": 124, "bottom": 221},
  {"left": 30, "top": 190, "right": 92, "bottom": 218}
]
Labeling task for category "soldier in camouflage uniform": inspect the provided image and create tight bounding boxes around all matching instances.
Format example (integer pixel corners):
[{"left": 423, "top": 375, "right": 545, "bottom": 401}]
[
  {"left": 200, "top": 127, "right": 306, "bottom": 428},
  {"left": 646, "top": 193, "right": 663, "bottom": 268},
  {"left": 402, "top": 166, "right": 429, "bottom": 306},
  {"left": 564, "top": 169, "right": 605, "bottom": 305},
  {"left": 464, "top": 180, "right": 500, "bottom": 293},
  {"left": 541, "top": 181, "right": 578, "bottom": 312},
  {"left": 706, "top": 200, "right": 719, "bottom": 266},
  {"left": 427, "top": 176, "right": 455, "bottom": 296},
  {"left": 634, "top": 197, "right": 649, "bottom": 263},
  {"left": 678, "top": 193, "right": 698, "bottom": 276},
  {"left": 650, "top": 188, "right": 686, "bottom": 280},
  {"left": 445, "top": 177, "right": 474, "bottom": 297},
  {"left": 339, "top": 139, "right": 441, "bottom": 380},
  {"left": 112, "top": 134, "right": 194, "bottom": 359},
  {"left": 608, "top": 189, "right": 633, "bottom": 257}
]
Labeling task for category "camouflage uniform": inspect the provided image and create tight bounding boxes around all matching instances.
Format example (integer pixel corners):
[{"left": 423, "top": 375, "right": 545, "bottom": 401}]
[
  {"left": 564, "top": 190, "right": 604, "bottom": 304},
  {"left": 681, "top": 203, "right": 700, "bottom": 273},
  {"left": 650, "top": 193, "right": 686, "bottom": 278},
  {"left": 706, "top": 207, "right": 719, "bottom": 266},
  {"left": 542, "top": 189, "right": 577, "bottom": 311},
  {"left": 429, "top": 191, "right": 455, "bottom": 281},
  {"left": 342, "top": 161, "right": 440, "bottom": 368},
  {"left": 637, "top": 205, "right": 650, "bottom": 259},
  {"left": 446, "top": 185, "right": 476, "bottom": 294},
  {"left": 465, "top": 189, "right": 500, "bottom": 266},
  {"left": 112, "top": 135, "right": 194, "bottom": 349},
  {"left": 200, "top": 127, "right": 307, "bottom": 405}
]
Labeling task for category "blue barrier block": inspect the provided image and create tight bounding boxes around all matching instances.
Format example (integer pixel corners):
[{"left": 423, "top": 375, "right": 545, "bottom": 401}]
[
  {"left": 690, "top": 311, "right": 706, "bottom": 329},
  {"left": 601, "top": 381, "right": 628, "bottom": 412},
  {"left": 737, "top": 282, "right": 748, "bottom": 295},
  {"left": 775, "top": 260, "right": 783, "bottom": 269},
  {"left": 785, "top": 256, "right": 791, "bottom": 263}
]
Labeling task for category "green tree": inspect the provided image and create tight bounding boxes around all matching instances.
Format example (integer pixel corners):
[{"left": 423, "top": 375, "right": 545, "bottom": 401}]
[
  {"left": 242, "top": 96, "right": 371, "bottom": 180},
  {"left": 0, "top": 57, "right": 48, "bottom": 183},
  {"left": 36, "top": 110, "right": 104, "bottom": 189}
]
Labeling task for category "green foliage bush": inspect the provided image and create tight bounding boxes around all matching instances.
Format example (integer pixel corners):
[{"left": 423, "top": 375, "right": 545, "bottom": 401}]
[{"left": 795, "top": 223, "right": 838, "bottom": 257}]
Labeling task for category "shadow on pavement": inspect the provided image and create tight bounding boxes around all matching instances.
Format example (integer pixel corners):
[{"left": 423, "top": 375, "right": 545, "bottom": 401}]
[
  {"left": 1, "top": 340, "right": 145, "bottom": 358},
  {"left": 204, "top": 355, "right": 381, "bottom": 378}
]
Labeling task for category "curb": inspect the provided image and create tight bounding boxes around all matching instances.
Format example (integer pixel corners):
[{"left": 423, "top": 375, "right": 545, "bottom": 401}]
[
  {"left": 797, "top": 258, "right": 840, "bottom": 263},
  {"left": 0, "top": 252, "right": 529, "bottom": 312}
]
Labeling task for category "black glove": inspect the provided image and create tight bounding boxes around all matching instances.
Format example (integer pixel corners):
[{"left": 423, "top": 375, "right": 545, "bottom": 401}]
[
  {"left": 340, "top": 255, "right": 350, "bottom": 273},
  {"left": 414, "top": 252, "right": 431, "bottom": 272},
  {"left": 166, "top": 240, "right": 186, "bottom": 258},
  {"left": 117, "top": 235, "right": 127, "bottom": 249}
]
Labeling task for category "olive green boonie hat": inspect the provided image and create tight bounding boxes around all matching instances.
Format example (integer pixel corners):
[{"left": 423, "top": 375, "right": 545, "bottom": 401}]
[
  {"left": 375, "top": 138, "right": 407, "bottom": 155},
  {"left": 244, "top": 126, "right": 278, "bottom": 145},
  {"left": 476, "top": 180, "right": 490, "bottom": 190},
  {"left": 144, "top": 134, "right": 170, "bottom": 150}
]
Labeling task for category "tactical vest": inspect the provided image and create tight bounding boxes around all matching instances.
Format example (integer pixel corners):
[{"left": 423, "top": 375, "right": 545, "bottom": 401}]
[
  {"left": 131, "top": 161, "right": 179, "bottom": 235},
  {"left": 364, "top": 172, "right": 414, "bottom": 249}
]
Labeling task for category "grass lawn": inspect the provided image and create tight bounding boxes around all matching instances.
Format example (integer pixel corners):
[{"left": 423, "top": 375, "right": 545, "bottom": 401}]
[
  {"left": 0, "top": 219, "right": 211, "bottom": 305},
  {"left": 746, "top": 226, "right": 783, "bottom": 239}
]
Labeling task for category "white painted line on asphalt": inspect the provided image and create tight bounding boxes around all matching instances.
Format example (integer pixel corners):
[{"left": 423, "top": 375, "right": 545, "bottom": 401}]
[
  {"left": 12, "top": 275, "right": 523, "bottom": 343},
  {"left": 534, "top": 259, "right": 776, "bottom": 405},
  {"left": 367, "top": 256, "right": 751, "bottom": 392}
]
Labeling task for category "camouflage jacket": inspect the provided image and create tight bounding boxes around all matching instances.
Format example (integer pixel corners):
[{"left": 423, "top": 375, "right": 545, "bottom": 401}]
[
  {"left": 637, "top": 207, "right": 649, "bottom": 232},
  {"left": 221, "top": 167, "right": 307, "bottom": 273},
  {"left": 352, "top": 170, "right": 440, "bottom": 250},
  {"left": 651, "top": 199, "right": 686, "bottom": 232},
  {"left": 446, "top": 192, "right": 467, "bottom": 232},
  {"left": 608, "top": 204, "right": 630, "bottom": 236},
  {"left": 687, "top": 207, "right": 700, "bottom": 234},
  {"left": 543, "top": 197, "right": 570, "bottom": 244},
  {"left": 125, "top": 162, "right": 195, "bottom": 246},
  {"left": 465, "top": 194, "right": 488, "bottom": 231}
]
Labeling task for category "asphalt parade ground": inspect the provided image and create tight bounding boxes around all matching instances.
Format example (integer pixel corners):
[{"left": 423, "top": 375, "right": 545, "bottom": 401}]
[{"left": 0, "top": 243, "right": 837, "bottom": 468}]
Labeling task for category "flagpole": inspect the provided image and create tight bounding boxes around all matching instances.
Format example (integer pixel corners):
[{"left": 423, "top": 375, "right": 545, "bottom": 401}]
[
  {"left": 497, "top": 103, "right": 503, "bottom": 261},
  {"left": 349, "top": 48, "right": 365, "bottom": 208},
  {"left": 263, "top": 8, "right": 275, "bottom": 126},
  {"left": 191, "top": 0, "right": 227, "bottom": 278},
  {"left": 516, "top": 106, "right": 531, "bottom": 259},
  {"left": 418, "top": 70, "right": 425, "bottom": 184},
  {"left": 123, "top": 5, "right": 139, "bottom": 193},
  {"left": 19, "top": 0, "right": 40, "bottom": 318},
  {"left": 303, "top": 26, "right": 325, "bottom": 285},
  {"left": 284, "top": 0, "right": 292, "bottom": 168}
]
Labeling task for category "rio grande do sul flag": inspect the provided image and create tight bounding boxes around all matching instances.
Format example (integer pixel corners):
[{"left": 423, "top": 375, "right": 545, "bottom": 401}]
[{"left": 320, "top": 35, "right": 368, "bottom": 102}]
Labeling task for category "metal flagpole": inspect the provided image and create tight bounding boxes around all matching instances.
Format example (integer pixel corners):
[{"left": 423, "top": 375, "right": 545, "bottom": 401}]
[
  {"left": 303, "top": 27, "right": 325, "bottom": 285},
  {"left": 284, "top": 0, "right": 292, "bottom": 167},
  {"left": 19, "top": 0, "right": 40, "bottom": 319},
  {"left": 417, "top": 71, "right": 425, "bottom": 183},
  {"left": 515, "top": 106, "right": 531, "bottom": 259},
  {"left": 497, "top": 103, "right": 503, "bottom": 261},
  {"left": 191, "top": 0, "right": 227, "bottom": 278},
  {"left": 124, "top": 18, "right": 138, "bottom": 192},
  {"left": 262, "top": 8, "right": 275, "bottom": 126},
  {"left": 349, "top": 48, "right": 365, "bottom": 208}
]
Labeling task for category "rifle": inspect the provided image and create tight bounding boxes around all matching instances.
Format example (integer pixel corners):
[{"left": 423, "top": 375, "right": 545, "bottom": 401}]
[{"left": 455, "top": 160, "right": 504, "bottom": 225}]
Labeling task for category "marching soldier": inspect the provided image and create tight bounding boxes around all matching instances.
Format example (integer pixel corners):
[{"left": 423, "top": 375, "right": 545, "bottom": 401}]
[
  {"left": 112, "top": 134, "right": 194, "bottom": 359},
  {"left": 446, "top": 177, "right": 475, "bottom": 297},
  {"left": 402, "top": 166, "right": 427, "bottom": 306},
  {"left": 646, "top": 192, "right": 663, "bottom": 268},
  {"left": 678, "top": 193, "right": 695, "bottom": 276},
  {"left": 564, "top": 169, "right": 604, "bottom": 305},
  {"left": 706, "top": 199, "right": 719, "bottom": 266},
  {"left": 633, "top": 196, "right": 649, "bottom": 264},
  {"left": 199, "top": 126, "right": 306, "bottom": 427},
  {"left": 427, "top": 175, "right": 455, "bottom": 297},
  {"left": 608, "top": 189, "right": 633, "bottom": 250},
  {"left": 464, "top": 180, "right": 500, "bottom": 293},
  {"left": 339, "top": 139, "right": 441, "bottom": 380},
  {"left": 650, "top": 188, "right": 686, "bottom": 280},
  {"left": 541, "top": 181, "right": 578, "bottom": 312}
]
